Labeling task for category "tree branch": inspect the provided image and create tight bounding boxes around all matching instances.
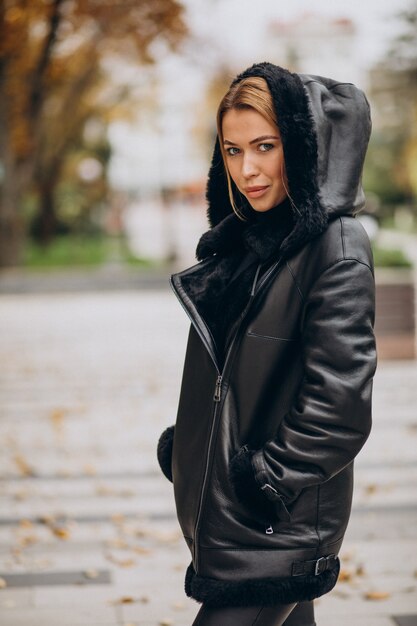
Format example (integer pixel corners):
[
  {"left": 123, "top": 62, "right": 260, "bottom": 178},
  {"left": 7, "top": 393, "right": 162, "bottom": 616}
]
[{"left": 29, "top": 0, "right": 65, "bottom": 122}]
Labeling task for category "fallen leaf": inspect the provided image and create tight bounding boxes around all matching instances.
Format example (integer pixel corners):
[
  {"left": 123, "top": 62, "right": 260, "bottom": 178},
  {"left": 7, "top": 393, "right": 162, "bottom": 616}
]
[
  {"left": 172, "top": 600, "right": 185, "bottom": 610},
  {"left": 18, "top": 519, "right": 33, "bottom": 529},
  {"left": 364, "top": 484, "right": 378, "bottom": 495},
  {"left": 111, "top": 596, "right": 136, "bottom": 605},
  {"left": 140, "top": 595, "right": 150, "bottom": 603},
  {"left": 13, "top": 455, "right": 35, "bottom": 476},
  {"left": 83, "top": 464, "right": 97, "bottom": 476},
  {"left": 105, "top": 553, "right": 136, "bottom": 567},
  {"left": 83, "top": 569, "right": 99, "bottom": 579},
  {"left": 364, "top": 591, "right": 391, "bottom": 600},
  {"left": 132, "top": 546, "right": 151, "bottom": 555},
  {"left": 39, "top": 515, "right": 56, "bottom": 526},
  {"left": 13, "top": 489, "right": 29, "bottom": 501},
  {"left": 17, "top": 534, "right": 38, "bottom": 547},
  {"left": 0, "top": 577, "right": 7, "bottom": 588},
  {"left": 51, "top": 526, "right": 71, "bottom": 540},
  {"left": 49, "top": 408, "right": 67, "bottom": 434},
  {"left": 338, "top": 569, "right": 354, "bottom": 582},
  {"left": 159, "top": 620, "right": 173, "bottom": 626},
  {"left": 356, "top": 564, "right": 366, "bottom": 576}
]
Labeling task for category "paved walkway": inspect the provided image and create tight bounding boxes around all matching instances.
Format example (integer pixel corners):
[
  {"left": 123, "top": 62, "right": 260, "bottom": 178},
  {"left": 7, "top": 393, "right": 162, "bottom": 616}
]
[{"left": 0, "top": 290, "right": 416, "bottom": 626}]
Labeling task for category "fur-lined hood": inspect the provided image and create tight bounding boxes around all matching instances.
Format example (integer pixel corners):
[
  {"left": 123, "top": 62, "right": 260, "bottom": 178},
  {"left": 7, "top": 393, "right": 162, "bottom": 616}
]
[{"left": 196, "top": 62, "right": 372, "bottom": 264}]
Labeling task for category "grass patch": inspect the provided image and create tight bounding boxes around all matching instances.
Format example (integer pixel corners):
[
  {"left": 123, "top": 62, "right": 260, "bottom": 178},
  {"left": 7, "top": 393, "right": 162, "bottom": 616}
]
[
  {"left": 372, "top": 244, "right": 413, "bottom": 268},
  {"left": 23, "top": 235, "right": 157, "bottom": 269}
]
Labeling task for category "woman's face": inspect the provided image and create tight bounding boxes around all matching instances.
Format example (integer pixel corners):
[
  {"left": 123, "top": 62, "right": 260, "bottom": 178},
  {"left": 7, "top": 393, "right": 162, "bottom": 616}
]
[{"left": 222, "top": 107, "right": 287, "bottom": 213}]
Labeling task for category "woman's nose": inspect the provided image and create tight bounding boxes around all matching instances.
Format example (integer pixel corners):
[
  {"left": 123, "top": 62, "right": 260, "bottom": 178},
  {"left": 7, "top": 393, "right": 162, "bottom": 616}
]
[{"left": 241, "top": 154, "right": 259, "bottom": 178}]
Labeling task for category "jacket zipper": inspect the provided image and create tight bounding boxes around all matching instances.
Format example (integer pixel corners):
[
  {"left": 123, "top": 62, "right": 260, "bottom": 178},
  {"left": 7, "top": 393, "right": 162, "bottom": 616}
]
[{"left": 169, "top": 256, "right": 283, "bottom": 572}]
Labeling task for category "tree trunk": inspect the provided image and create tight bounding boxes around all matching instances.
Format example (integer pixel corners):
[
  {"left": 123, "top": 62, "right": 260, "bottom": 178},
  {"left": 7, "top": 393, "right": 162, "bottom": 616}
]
[
  {"left": 0, "top": 213, "right": 25, "bottom": 267},
  {"left": 36, "top": 181, "right": 58, "bottom": 246}
]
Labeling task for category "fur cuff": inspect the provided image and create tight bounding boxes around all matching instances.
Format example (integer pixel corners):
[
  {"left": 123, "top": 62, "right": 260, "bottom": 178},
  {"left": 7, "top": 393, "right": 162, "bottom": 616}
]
[
  {"left": 185, "top": 558, "right": 340, "bottom": 608},
  {"left": 156, "top": 425, "right": 175, "bottom": 482},
  {"left": 229, "top": 446, "right": 277, "bottom": 523}
]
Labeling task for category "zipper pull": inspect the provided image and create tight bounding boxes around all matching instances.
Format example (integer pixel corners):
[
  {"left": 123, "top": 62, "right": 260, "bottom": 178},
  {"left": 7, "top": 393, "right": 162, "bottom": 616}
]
[
  {"left": 213, "top": 375, "right": 222, "bottom": 402},
  {"left": 265, "top": 525, "right": 274, "bottom": 535}
]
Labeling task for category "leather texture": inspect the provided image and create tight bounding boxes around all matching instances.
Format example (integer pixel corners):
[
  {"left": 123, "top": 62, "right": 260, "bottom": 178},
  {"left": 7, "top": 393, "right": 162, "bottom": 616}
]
[
  {"left": 159, "top": 62, "right": 377, "bottom": 606},
  {"left": 170, "top": 217, "right": 376, "bottom": 579}
]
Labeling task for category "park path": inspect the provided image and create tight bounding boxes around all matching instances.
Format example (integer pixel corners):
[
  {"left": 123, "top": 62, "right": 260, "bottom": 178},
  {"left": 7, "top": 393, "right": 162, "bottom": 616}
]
[{"left": 0, "top": 288, "right": 416, "bottom": 626}]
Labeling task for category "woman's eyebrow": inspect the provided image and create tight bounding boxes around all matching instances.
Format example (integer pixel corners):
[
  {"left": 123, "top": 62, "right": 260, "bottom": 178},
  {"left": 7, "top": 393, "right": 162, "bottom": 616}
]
[{"left": 223, "top": 135, "right": 280, "bottom": 145}]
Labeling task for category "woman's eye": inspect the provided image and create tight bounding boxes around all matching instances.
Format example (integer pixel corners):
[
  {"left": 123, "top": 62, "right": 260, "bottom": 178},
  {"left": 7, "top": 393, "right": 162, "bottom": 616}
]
[
  {"left": 259, "top": 143, "right": 274, "bottom": 152},
  {"left": 226, "top": 146, "right": 240, "bottom": 156}
]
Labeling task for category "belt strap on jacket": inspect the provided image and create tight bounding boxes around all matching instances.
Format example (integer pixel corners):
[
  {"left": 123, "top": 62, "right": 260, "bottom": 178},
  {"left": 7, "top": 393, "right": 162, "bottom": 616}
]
[{"left": 291, "top": 554, "right": 338, "bottom": 576}]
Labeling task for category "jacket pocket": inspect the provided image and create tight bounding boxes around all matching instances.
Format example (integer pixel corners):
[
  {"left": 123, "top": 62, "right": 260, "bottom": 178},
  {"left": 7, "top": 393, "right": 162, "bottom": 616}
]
[{"left": 251, "top": 451, "right": 295, "bottom": 523}]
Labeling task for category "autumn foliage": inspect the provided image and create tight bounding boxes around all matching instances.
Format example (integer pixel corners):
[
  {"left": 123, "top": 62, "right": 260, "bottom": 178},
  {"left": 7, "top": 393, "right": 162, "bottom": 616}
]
[{"left": 0, "top": 0, "right": 187, "bottom": 266}]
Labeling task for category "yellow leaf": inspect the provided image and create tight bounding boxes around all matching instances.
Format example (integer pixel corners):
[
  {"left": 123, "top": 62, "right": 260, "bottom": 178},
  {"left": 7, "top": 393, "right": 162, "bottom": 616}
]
[
  {"left": 13, "top": 455, "right": 35, "bottom": 476},
  {"left": 111, "top": 596, "right": 136, "bottom": 604},
  {"left": 132, "top": 546, "right": 151, "bottom": 555},
  {"left": 172, "top": 600, "right": 185, "bottom": 610},
  {"left": 51, "top": 526, "right": 71, "bottom": 540},
  {"left": 338, "top": 569, "right": 354, "bottom": 582},
  {"left": 0, "top": 577, "right": 7, "bottom": 588},
  {"left": 18, "top": 519, "right": 33, "bottom": 529},
  {"left": 111, "top": 513, "right": 125, "bottom": 525},
  {"left": 356, "top": 564, "right": 366, "bottom": 576},
  {"left": 83, "top": 569, "right": 99, "bottom": 579},
  {"left": 364, "top": 591, "right": 391, "bottom": 600}
]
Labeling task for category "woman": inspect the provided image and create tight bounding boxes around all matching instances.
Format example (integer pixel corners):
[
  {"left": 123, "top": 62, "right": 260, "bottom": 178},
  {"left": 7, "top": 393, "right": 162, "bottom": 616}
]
[{"left": 157, "top": 62, "right": 377, "bottom": 626}]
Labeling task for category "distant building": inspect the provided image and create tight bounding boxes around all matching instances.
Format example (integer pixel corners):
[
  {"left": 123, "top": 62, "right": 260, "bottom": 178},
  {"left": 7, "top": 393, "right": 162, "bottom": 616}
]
[{"left": 264, "top": 12, "right": 365, "bottom": 87}]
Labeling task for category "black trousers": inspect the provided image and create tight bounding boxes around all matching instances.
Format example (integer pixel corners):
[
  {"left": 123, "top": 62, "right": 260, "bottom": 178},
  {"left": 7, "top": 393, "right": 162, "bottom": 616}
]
[{"left": 191, "top": 600, "right": 315, "bottom": 626}]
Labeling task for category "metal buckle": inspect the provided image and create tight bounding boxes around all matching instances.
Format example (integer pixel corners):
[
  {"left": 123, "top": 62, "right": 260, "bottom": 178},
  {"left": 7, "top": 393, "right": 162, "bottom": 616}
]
[{"left": 314, "top": 556, "right": 327, "bottom": 575}]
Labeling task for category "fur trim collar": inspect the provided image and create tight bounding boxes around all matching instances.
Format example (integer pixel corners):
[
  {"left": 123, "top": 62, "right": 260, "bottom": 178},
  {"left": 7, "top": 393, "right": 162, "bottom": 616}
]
[
  {"left": 196, "top": 198, "right": 296, "bottom": 263},
  {"left": 199, "top": 62, "right": 330, "bottom": 263},
  {"left": 185, "top": 558, "right": 340, "bottom": 608},
  {"left": 197, "top": 60, "right": 372, "bottom": 264}
]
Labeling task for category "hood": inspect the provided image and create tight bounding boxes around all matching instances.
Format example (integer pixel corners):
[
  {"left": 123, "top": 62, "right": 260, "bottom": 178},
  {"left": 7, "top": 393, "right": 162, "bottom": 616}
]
[{"left": 196, "top": 62, "right": 372, "bottom": 263}]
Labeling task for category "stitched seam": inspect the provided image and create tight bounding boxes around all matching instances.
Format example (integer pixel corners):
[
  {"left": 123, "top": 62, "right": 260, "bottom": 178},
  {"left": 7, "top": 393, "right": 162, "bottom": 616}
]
[
  {"left": 199, "top": 544, "right": 320, "bottom": 552},
  {"left": 340, "top": 217, "right": 346, "bottom": 259},
  {"left": 314, "top": 485, "right": 321, "bottom": 556},
  {"left": 286, "top": 261, "right": 305, "bottom": 302},
  {"left": 318, "top": 257, "right": 373, "bottom": 276},
  {"left": 302, "top": 79, "right": 354, "bottom": 90},
  {"left": 247, "top": 331, "right": 297, "bottom": 342},
  {"left": 171, "top": 277, "right": 220, "bottom": 356},
  {"left": 252, "top": 608, "right": 265, "bottom": 625}
]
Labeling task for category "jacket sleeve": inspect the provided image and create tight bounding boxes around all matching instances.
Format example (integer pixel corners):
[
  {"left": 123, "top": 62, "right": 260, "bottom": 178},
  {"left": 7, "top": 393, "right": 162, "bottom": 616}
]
[{"left": 251, "top": 258, "right": 377, "bottom": 505}]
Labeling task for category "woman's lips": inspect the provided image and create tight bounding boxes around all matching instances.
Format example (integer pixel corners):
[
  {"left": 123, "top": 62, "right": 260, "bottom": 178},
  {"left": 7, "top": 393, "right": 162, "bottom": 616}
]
[{"left": 245, "top": 186, "right": 269, "bottom": 198}]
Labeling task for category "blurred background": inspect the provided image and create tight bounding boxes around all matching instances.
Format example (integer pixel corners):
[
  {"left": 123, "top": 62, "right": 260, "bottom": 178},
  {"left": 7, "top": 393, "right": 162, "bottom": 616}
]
[
  {"left": 0, "top": 0, "right": 416, "bottom": 271},
  {"left": 0, "top": 1, "right": 417, "bottom": 625}
]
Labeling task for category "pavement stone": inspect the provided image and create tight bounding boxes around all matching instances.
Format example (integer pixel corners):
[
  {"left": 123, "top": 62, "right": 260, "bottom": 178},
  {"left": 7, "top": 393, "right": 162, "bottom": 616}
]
[{"left": 0, "top": 289, "right": 416, "bottom": 625}]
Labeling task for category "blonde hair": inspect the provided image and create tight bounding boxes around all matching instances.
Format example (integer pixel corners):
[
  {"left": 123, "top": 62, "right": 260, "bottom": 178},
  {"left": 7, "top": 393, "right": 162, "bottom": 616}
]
[{"left": 216, "top": 76, "right": 279, "bottom": 221}]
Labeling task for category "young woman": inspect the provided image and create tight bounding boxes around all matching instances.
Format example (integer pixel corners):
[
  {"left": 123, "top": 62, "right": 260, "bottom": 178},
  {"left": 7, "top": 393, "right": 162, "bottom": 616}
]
[{"left": 157, "top": 62, "right": 377, "bottom": 626}]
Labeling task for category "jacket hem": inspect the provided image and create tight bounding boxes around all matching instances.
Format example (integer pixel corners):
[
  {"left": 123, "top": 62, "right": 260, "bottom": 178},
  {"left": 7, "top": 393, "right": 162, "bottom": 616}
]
[{"left": 184, "top": 557, "right": 340, "bottom": 607}]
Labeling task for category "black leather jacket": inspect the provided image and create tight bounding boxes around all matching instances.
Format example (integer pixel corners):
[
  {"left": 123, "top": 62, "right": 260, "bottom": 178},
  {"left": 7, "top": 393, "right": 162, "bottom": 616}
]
[{"left": 157, "top": 62, "right": 377, "bottom": 608}]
